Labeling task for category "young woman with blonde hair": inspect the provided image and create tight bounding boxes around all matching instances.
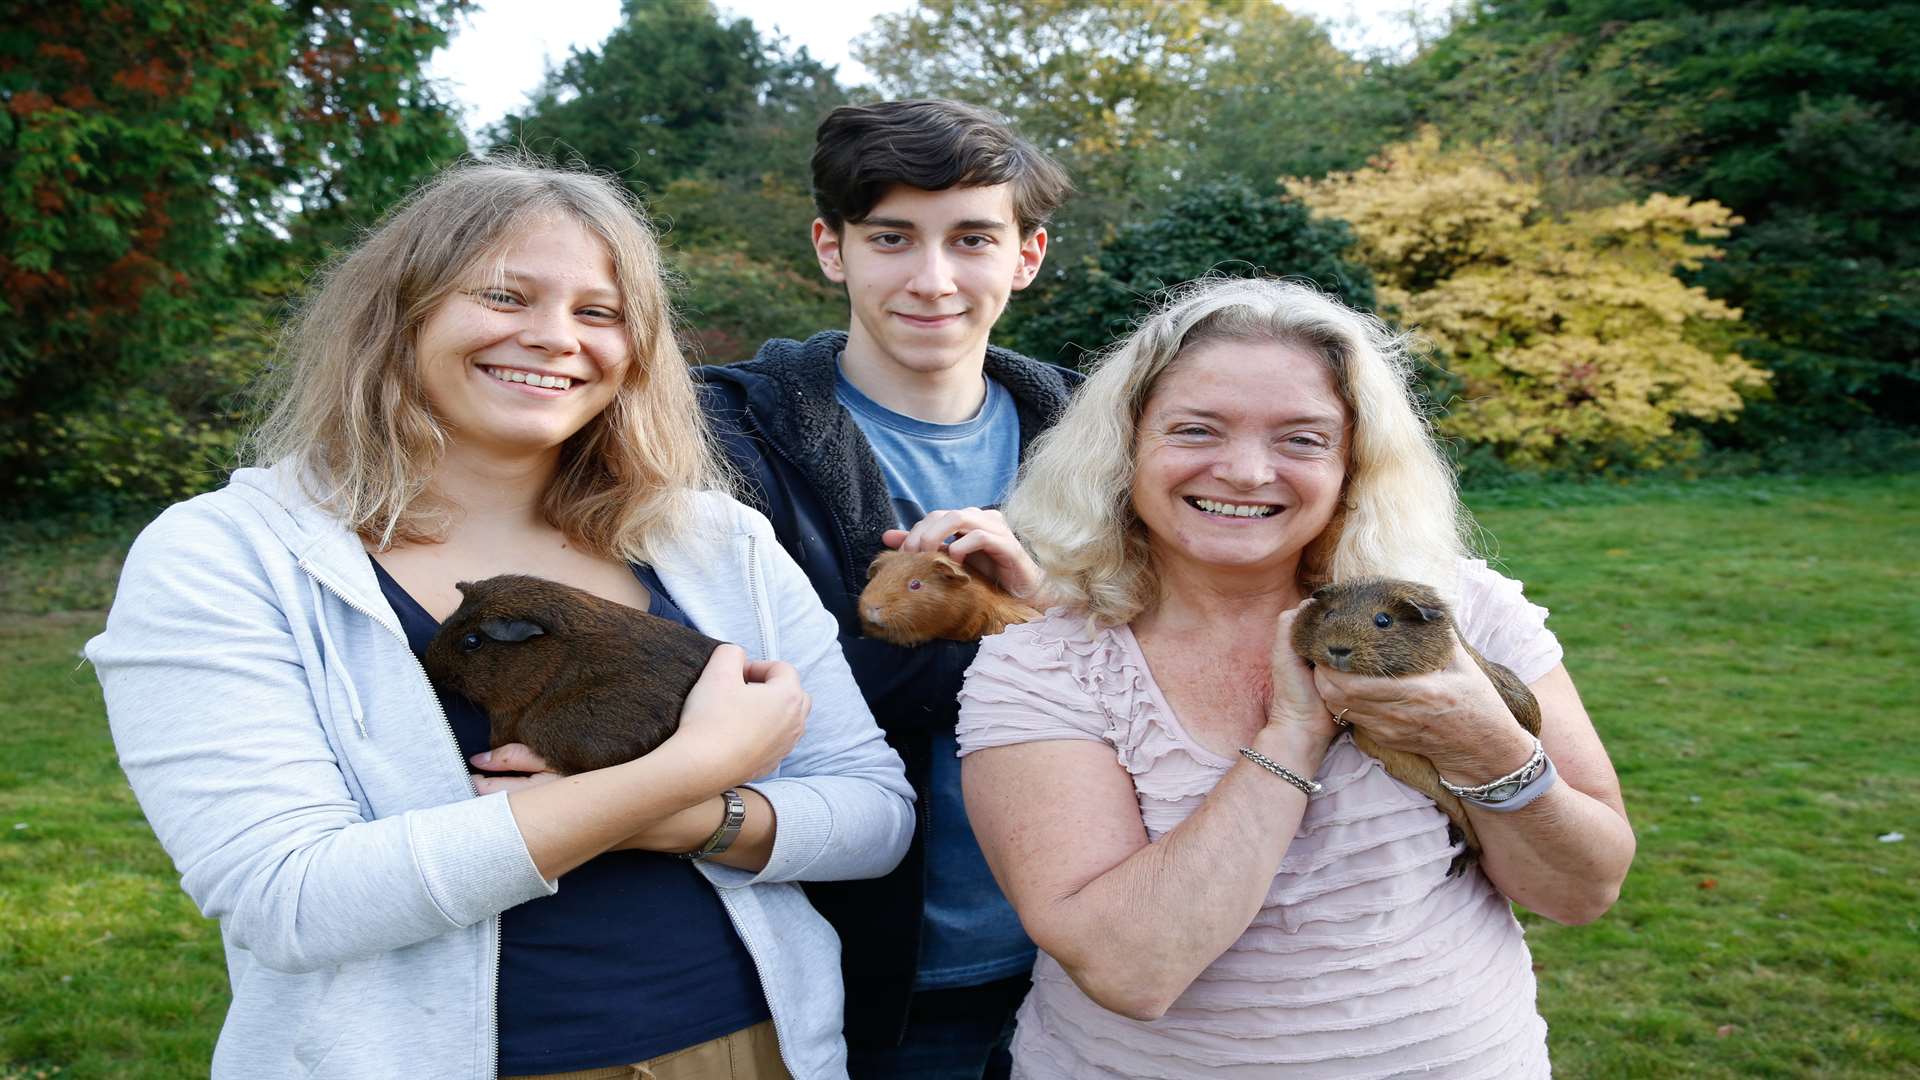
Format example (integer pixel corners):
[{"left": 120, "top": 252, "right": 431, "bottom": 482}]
[
  {"left": 88, "top": 159, "right": 913, "bottom": 1079},
  {"left": 958, "top": 277, "right": 1633, "bottom": 1076}
]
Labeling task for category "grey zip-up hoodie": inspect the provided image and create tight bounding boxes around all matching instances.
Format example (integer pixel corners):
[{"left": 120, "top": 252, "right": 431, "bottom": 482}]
[{"left": 85, "top": 464, "right": 915, "bottom": 1078}]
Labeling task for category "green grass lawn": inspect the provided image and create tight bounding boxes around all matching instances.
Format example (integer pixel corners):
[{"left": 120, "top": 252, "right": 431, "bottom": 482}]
[{"left": 3, "top": 473, "right": 1917, "bottom": 1077}]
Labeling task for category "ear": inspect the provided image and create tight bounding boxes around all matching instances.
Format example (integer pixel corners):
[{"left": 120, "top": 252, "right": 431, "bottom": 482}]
[
  {"left": 867, "top": 552, "right": 891, "bottom": 581},
  {"left": 931, "top": 554, "right": 971, "bottom": 580},
  {"left": 478, "top": 617, "right": 546, "bottom": 643},
  {"left": 1011, "top": 226, "right": 1048, "bottom": 293},
  {"left": 1310, "top": 585, "right": 1333, "bottom": 602},
  {"left": 1407, "top": 593, "right": 1446, "bottom": 622},
  {"left": 454, "top": 580, "right": 476, "bottom": 596},
  {"left": 811, "top": 218, "right": 847, "bottom": 284}
]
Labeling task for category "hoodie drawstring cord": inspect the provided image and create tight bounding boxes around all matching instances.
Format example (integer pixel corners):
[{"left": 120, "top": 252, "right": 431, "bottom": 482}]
[{"left": 306, "top": 574, "right": 369, "bottom": 738}]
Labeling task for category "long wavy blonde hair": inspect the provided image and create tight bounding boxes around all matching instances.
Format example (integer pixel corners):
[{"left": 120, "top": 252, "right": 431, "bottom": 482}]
[
  {"left": 250, "top": 156, "right": 729, "bottom": 560},
  {"left": 1007, "top": 277, "right": 1471, "bottom": 626}
]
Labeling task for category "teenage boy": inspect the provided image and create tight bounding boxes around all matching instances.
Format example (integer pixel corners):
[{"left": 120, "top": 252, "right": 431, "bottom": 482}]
[{"left": 696, "top": 99, "right": 1077, "bottom": 1078}]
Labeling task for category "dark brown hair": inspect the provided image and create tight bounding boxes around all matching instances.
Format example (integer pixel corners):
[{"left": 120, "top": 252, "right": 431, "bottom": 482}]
[{"left": 811, "top": 99, "right": 1072, "bottom": 237}]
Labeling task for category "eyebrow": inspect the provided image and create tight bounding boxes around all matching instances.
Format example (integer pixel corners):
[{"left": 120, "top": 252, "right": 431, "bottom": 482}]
[
  {"left": 489, "top": 268, "right": 619, "bottom": 297},
  {"left": 859, "top": 217, "right": 1013, "bottom": 233},
  {"left": 1161, "top": 405, "right": 1346, "bottom": 428}
]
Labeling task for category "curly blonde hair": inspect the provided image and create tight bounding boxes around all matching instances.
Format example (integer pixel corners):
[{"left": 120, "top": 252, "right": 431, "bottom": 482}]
[
  {"left": 1006, "top": 277, "right": 1471, "bottom": 626},
  {"left": 249, "top": 156, "right": 729, "bottom": 560}
]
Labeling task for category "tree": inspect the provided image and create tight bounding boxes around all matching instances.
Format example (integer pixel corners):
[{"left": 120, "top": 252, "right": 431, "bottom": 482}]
[
  {"left": 1007, "top": 181, "right": 1374, "bottom": 366},
  {"left": 854, "top": 0, "right": 1409, "bottom": 329},
  {"left": 1407, "top": 1, "right": 1920, "bottom": 441},
  {"left": 1298, "top": 130, "right": 1768, "bottom": 470},
  {"left": 1, "top": 0, "right": 471, "bottom": 513},
  {"left": 489, "top": 1, "right": 851, "bottom": 357}
]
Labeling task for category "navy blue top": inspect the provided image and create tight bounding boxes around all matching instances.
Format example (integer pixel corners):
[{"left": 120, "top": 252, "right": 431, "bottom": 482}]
[{"left": 371, "top": 558, "right": 769, "bottom": 1073}]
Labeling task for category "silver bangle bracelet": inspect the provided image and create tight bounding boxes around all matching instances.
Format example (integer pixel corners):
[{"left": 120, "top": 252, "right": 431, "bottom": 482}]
[
  {"left": 1437, "top": 736, "right": 1546, "bottom": 802},
  {"left": 1460, "top": 754, "right": 1558, "bottom": 812},
  {"left": 1238, "top": 747, "right": 1323, "bottom": 796}
]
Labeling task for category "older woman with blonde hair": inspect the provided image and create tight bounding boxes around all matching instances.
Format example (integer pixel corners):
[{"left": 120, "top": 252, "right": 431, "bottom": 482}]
[
  {"left": 86, "top": 159, "right": 913, "bottom": 1079},
  {"left": 957, "top": 277, "right": 1632, "bottom": 1077}
]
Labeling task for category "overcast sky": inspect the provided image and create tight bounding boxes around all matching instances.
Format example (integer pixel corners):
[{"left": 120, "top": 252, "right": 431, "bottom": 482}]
[{"left": 427, "top": 0, "right": 1451, "bottom": 137}]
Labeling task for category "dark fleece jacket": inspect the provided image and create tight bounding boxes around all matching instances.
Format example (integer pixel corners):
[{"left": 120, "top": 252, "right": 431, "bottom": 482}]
[{"left": 696, "top": 330, "right": 1080, "bottom": 1046}]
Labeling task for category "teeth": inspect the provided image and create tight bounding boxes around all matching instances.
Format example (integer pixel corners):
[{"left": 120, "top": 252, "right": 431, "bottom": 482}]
[
  {"left": 486, "top": 367, "right": 571, "bottom": 390},
  {"left": 1192, "top": 497, "right": 1277, "bottom": 518}
]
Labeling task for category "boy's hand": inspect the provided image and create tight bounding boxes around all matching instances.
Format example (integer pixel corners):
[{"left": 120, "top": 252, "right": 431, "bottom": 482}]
[{"left": 885, "top": 507, "right": 1044, "bottom": 599}]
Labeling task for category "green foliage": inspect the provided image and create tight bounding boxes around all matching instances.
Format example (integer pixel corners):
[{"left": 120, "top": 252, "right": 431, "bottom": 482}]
[
  {"left": 854, "top": 0, "right": 1410, "bottom": 281},
  {"left": 670, "top": 250, "right": 845, "bottom": 363},
  {"left": 1301, "top": 130, "right": 1767, "bottom": 470},
  {"left": 0, "top": 0, "right": 472, "bottom": 515},
  {"left": 1409, "top": 0, "right": 1920, "bottom": 441},
  {"left": 1006, "top": 180, "right": 1374, "bottom": 366},
  {"left": 490, "top": 0, "right": 850, "bottom": 351},
  {"left": 489, "top": 1, "right": 770, "bottom": 198}
]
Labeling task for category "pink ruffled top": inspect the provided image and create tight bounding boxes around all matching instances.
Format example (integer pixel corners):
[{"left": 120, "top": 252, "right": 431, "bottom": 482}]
[{"left": 956, "top": 560, "right": 1564, "bottom": 1079}]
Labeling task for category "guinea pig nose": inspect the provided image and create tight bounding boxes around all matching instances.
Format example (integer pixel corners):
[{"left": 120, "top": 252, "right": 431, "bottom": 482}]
[{"left": 1326, "top": 645, "right": 1352, "bottom": 658}]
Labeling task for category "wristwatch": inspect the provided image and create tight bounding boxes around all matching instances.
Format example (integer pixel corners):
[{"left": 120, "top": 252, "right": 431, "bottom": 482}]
[
  {"left": 679, "top": 788, "right": 746, "bottom": 860},
  {"left": 1438, "top": 737, "right": 1547, "bottom": 805}
]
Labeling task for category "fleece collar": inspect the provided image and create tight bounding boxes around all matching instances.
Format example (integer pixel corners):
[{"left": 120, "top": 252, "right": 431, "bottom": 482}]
[{"left": 720, "top": 330, "right": 1080, "bottom": 584}]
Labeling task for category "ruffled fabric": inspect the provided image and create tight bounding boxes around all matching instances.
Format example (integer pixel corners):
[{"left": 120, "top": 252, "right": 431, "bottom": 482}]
[{"left": 955, "top": 560, "right": 1562, "bottom": 1079}]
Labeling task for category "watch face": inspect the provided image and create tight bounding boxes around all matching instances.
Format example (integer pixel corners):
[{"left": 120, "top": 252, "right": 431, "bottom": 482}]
[{"left": 1482, "top": 779, "right": 1528, "bottom": 803}]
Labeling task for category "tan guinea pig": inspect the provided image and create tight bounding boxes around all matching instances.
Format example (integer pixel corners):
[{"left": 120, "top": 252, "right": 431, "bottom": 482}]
[
  {"left": 857, "top": 550, "right": 1042, "bottom": 646},
  {"left": 1291, "top": 577, "right": 1542, "bottom": 877}
]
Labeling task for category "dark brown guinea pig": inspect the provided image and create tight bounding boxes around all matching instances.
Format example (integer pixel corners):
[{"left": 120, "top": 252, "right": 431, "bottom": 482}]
[
  {"left": 1291, "top": 577, "right": 1542, "bottom": 876},
  {"left": 857, "top": 550, "right": 1042, "bottom": 646},
  {"left": 423, "top": 574, "right": 723, "bottom": 775}
]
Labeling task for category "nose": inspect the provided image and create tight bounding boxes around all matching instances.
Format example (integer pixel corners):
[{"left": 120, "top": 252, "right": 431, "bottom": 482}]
[
  {"left": 517, "top": 302, "right": 580, "bottom": 356},
  {"left": 905, "top": 247, "right": 957, "bottom": 299},
  {"left": 1213, "top": 438, "right": 1276, "bottom": 488},
  {"left": 1325, "top": 646, "right": 1351, "bottom": 670}
]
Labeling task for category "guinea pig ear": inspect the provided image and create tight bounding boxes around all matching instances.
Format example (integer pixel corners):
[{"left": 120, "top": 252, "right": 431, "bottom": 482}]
[
  {"left": 454, "top": 580, "right": 477, "bottom": 597},
  {"left": 931, "top": 554, "right": 970, "bottom": 580},
  {"left": 1408, "top": 598, "right": 1446, "bottom": 623},
  {"left": 478, "top": 617, "right": 547, "bottom": 643},
  {"left": 1310, "top": 585, "right": 1333, "bottom": 602},
  {"left": 867, "top": 555, "right": 885, "bottom": 580}
]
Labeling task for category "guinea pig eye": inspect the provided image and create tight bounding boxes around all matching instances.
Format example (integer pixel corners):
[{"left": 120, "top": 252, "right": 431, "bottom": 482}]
[
  {"left": 1373, "top": 612, "right": 1393, "bottom": 629},
  {"left": 459, "top": 632, "right": 484, "bottom": 653},
  {"left": 908, "top": 579, "right": 923, "bottom": 591}
]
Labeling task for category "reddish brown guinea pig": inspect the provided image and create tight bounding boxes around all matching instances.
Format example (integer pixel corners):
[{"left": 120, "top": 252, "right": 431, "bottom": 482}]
[
  {"left": 423, "top": 574, "right": 724, "bottom": 775},
  {"left": 857, "top": 550, "right": 1042, "bottom": 646},
  {"left": 1291, "top": 577, "right": 1542, "bottom": 876}
]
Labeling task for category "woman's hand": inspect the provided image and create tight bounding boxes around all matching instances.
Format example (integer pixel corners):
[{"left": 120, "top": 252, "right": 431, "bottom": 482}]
[
  {"left": 1310, "top": 637, "right": 1531, "bottom": 780},
  {"left": 1257, "top": 607, "right": 1343, "bottom": 757},
  {"left": 885, "top": 506, "right": 1044, "bottom": 599},
  {"left": 471, "top": 744, "right": 562, "bottom": 795},
  {"left": 653, "top": 644, "right": 809, "bottom": 793}
]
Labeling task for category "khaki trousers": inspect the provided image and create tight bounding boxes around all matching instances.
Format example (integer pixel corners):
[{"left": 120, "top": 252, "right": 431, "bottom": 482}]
[{"left": 502, "top": 1019, "right": 789, "bottom": 1080}]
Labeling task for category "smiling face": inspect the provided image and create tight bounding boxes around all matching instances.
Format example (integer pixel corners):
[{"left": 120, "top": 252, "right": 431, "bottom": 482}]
[
  {"left": 1130, "top": 336, "right": 1350, "bottom": 586},
  {"left": 813, "top": 183, "right": 1046, "bottom": 389},
  {"left": 414, "top": 216, "right": 631, "bottom": 464}
]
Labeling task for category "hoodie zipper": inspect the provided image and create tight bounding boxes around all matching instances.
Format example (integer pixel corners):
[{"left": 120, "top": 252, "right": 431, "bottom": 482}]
[
  {"left": 297, "top": 561, "right": 502, "bottom": 1080},
  {"left": 707, "top": 532, "right": 797, "bottom": 1077}
]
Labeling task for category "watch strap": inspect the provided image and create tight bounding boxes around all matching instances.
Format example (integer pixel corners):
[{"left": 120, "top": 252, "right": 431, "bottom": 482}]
[{"left": 679, "top": 788, "right": 746, "bottom": 860}]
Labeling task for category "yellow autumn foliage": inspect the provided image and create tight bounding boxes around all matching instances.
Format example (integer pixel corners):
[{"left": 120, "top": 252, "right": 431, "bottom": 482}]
[{"left": 1295, "top": 129, "right": 1768, "bottom": 469}]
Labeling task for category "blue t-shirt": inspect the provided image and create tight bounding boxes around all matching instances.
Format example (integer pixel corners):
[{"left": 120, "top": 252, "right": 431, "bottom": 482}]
[
  {"left": 371, "top": 558, "right": 769, "bottom": 1073},
  {"left": 836, "top": 366, "right": 1037, "bottom": 990}
]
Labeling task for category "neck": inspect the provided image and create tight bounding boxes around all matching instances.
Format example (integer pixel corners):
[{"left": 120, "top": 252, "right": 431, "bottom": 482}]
[
  {"left": 426, "top": 445, "right": 562, "bottom": 538},
  {"left": 1137, "top": 552, "right": 1308, "bottom": 638},
  {"left": 839, "top": 327, "right": 989, "bottom": 424}
]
